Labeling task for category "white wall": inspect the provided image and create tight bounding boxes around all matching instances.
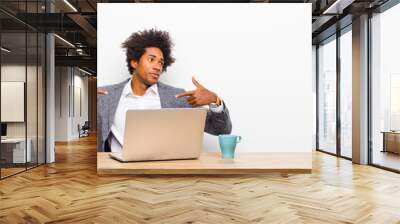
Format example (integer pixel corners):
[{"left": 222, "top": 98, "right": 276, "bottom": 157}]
[
  {"left": 1, "top": 64, "right": 46, "bottom": 163},
  {"left": 72, "top": 73, "right": 89, "bottom": 138},
  {"left": 1, "top": 65, "right": 38, "bottom": 138},
  {"left": 55, "top": 67, "right": 89, "bottom": 141},
  {"left": 55, "top": 67, "right": 68, "bottom": 141},
  {"left": 98, "top": 3, "right": 312, "bottom": 153}
]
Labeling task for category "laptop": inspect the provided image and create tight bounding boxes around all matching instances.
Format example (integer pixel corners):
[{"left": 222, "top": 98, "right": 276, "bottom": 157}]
[{"left": 109, "top": 108, "right": 207, "bottom": 162}]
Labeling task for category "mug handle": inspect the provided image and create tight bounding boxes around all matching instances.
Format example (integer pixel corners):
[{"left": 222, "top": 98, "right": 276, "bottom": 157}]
[{"left": 236, "top": 136, "right": 242, "bottom": 143}]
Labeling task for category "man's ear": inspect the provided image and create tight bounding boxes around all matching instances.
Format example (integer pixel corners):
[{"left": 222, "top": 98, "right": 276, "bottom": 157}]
[{"left": 130, "top": 60, "right": 138, "bottom": 69}]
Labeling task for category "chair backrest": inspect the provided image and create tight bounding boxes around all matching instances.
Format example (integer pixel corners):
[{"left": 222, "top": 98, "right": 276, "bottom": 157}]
[{"left": 82, "top": 121, "right": 90, "bottom": 129}]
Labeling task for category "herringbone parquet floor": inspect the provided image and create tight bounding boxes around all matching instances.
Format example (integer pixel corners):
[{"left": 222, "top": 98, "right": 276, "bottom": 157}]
[{"left": 1, "top": 133, "right": 400, "bottom": 224}]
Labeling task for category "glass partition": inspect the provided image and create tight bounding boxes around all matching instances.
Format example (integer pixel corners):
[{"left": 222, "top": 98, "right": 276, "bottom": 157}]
[
  {"left": 38, "top": 32, "right": 45, "bottom": 165},
  {"left": 1, "top": 31, "right": 28, "bottom": 177},
  {"left": 27, "top": 31, "right": 38, "bottom": 169},
  {"left": 370, "top": 3, "right": 400, "bottom": 171},
  {"left": 317, "top": 36, "right": 337, "bottom": 155},
  {"left": 0, "top": 1, "right": 46, "bottom": 179}
]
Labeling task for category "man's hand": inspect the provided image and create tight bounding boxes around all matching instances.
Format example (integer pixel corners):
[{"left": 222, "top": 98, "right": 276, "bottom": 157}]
[
  {"left": 97, "top": 88, "right": 108, "bottom": 95},
  {"left": 176, "top": 77, "right": 218, "bottom": 107}
]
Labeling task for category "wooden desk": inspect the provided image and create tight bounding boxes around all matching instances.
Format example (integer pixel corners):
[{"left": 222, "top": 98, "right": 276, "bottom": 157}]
[
  {"left": 1, "top": 138, "right": 31, "bottom": 163},
  {"left": 97, "top": 152, "right": 312, "bottom": 175},
  {"left": 382, "top": 131, "right": 400, "bottom": 154}
]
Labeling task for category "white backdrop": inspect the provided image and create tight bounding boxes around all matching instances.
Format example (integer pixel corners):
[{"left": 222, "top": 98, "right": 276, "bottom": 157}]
[{"left": 98, "top": 3, "right": 312, "bottom": 152}]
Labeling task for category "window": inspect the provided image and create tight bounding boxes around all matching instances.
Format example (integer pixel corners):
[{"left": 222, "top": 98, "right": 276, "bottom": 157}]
[
  {"left": 318, "top": 36, "right": 337, "bottom": 154},
  {"left": 339, "top": 28, "right": 352, "bottom": 158},
  {"left": 370, "top": 2, "right": 400, "bottom": 171}
]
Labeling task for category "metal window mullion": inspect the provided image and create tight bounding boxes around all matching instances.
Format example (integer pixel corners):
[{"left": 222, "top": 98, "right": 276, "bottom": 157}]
[
  {"left": 0, "top": 25, "right": 2, "bottom": 179},
  {"left": 44, "top": 0, "right": 49, "bottom": 165},
  {"left": 316, "top": 45, "right": 320, "bottom": 150},
  {"left": 367, "top": 11, "right": 373, "bottom": 165},
  {"left": 44, "top": 33, "right": 47, "bottom": 165},
  {"left": 73, "top": 68, "right": 75, "bottom": 118},
  {"left": 336, "top": 30, "right": 341, "bottom": 157},
  {"left": 59, "top": 67, "right": 62, "bottom": 117},
  {"left": 25, "top": 0, "right": 28, "bottom": 171},
  {"left": 68, "top": 69, "right": 71, "bottom": 118},
  {"left": 36, "top": 0, "right": 39, "bottom": 167}
]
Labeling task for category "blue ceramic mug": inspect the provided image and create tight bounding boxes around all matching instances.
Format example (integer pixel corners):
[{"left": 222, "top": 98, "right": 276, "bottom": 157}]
[{"left": 218, "top": 134, "right": 242, "bottom": 159}]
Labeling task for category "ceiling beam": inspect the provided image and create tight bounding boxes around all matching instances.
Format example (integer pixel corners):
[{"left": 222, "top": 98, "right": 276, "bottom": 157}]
[
  {"left": 55, "top": 55, "right": 96, "bottom": 71},
  {"left": 322, "top": 0, "right": 356, "bottom": 14},
  {"left": 67, "top": 13, "right": 97, "bottom": 39}
]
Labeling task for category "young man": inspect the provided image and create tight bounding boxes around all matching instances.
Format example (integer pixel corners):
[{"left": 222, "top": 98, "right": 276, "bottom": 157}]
[{"left": 97, "top": 29, "right": 232, "bottom": 152}]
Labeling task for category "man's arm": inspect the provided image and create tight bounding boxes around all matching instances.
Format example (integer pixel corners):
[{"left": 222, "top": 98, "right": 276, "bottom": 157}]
[
  {"left": 176, "top": 77, "right": 232, "bottom": 135},
  {"left": 97, "top": 94, "right": 105, "bottom": 152}
]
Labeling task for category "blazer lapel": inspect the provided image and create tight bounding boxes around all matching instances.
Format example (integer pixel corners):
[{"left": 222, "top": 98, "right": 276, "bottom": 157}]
[
  {"left": 158, "top": 82, "right": 188, "bottom": 109},
  {"left": 158, "top": 82, "right": 170, "bottom": 108},
  {"left": 108, "top": 79, "right": 129, "bottom": 128}
]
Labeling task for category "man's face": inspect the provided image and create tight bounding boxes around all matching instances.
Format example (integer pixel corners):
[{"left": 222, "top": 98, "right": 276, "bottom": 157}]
[{"left": 130, "top": 47, "right": 164, "bottom": 86}]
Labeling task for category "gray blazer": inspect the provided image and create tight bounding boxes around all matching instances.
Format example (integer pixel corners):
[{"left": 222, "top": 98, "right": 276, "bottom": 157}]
[{"left": 97, "top": 79, "right": 232, "bottom": 152}]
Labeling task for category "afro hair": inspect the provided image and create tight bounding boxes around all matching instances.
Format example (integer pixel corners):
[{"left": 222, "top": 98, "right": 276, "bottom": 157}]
[{"left": 121, "top": 28, "right": 175, "bottom": 74}]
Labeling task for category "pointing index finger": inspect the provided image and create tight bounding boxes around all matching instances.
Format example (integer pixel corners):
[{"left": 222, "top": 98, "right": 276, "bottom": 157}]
[
  {"left": 192, "top": 76, "right": 203, "bottom": 88},
  {"left": 175, "top": 90, "right": 195, "bottom": 98}
]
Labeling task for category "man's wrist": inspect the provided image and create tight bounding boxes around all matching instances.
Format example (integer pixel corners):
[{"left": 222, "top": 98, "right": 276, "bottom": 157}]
[
  {"left": 215, "top": 95, "right": 221, "bottom": 106},
  {"left": 209, "top": 95, "right": 224, "bottom": 113},
  {"left": 210, "top": 94, "right": 221, "bottom": 106}
]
